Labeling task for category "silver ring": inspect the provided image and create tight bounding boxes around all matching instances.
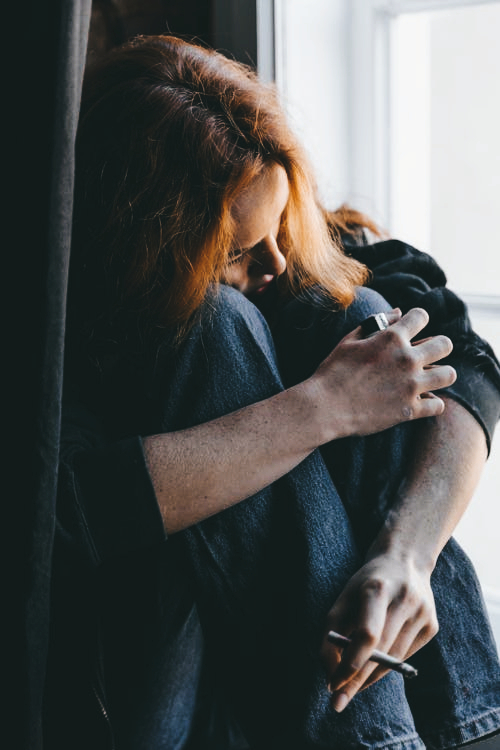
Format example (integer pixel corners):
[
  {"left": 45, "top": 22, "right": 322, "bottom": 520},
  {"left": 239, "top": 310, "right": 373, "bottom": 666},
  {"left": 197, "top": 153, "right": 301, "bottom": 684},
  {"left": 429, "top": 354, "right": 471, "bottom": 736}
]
[{"left": 361, "top": 312, "right": 390, "bottom": 337}]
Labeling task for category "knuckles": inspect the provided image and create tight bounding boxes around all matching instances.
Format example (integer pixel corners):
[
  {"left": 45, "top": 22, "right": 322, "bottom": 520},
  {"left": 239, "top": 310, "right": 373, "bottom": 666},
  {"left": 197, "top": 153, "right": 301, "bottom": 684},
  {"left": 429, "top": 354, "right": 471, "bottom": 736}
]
[
  {"left": 353, "top": 625, "right": 379, "bottom": 649},
  {"left": 382, "top": 326, "right": 403, "bottom": 347},
  {"left": 393, "top": 345, "right": 416, "bottom": 370},
  {"left": 422, "top": 613, "right": 440, "bottom": 640},
  {"left": 361, "top": 578, "right": 387, "bottom": 598},
  {"left": 393, "top": 582, "right": 411, "bottom": 606},
  {"left": 403, "top": 376, "right": 420, "bottom": 399}
]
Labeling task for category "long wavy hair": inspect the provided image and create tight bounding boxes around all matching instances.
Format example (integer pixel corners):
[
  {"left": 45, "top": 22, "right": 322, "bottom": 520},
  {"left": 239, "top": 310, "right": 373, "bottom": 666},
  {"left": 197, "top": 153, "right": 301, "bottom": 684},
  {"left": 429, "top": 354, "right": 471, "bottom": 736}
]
[{"left": 70, "top": 34, "right": 368, "bottom": 349}]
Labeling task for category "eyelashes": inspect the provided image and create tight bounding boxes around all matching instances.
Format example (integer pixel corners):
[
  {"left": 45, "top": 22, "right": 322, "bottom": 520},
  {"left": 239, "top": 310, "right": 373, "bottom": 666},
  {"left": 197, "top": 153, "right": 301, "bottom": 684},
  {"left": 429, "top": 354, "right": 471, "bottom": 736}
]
[{"left": 227, "top": 245, "right": 255, "bottom": 264}]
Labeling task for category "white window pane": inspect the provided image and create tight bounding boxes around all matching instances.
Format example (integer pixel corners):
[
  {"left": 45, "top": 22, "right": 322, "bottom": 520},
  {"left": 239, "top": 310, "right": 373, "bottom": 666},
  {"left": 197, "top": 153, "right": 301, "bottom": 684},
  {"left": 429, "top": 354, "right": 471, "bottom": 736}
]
[{"left": 390, "top": 2, "right": 500, "bottom": 297}]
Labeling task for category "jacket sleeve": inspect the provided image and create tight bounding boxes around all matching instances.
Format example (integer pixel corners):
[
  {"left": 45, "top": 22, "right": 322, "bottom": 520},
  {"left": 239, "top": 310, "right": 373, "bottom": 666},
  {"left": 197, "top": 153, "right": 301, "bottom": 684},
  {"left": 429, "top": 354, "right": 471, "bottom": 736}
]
[
  {"left": 57, "top": 400, "right": 166, "bottom": 572},
  {"left": 45, "top": 402, "right": 167, "bottom": 741},
  {"left": 346, "top": 237, "right": 500, "bottom": 453}
]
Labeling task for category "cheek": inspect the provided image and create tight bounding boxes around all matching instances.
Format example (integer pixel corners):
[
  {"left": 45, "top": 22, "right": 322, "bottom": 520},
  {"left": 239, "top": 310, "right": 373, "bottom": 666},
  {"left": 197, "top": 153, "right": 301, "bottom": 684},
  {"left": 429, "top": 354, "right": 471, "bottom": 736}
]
[{"left": 221, "top": 263, "right": 247, "bottom": 288}]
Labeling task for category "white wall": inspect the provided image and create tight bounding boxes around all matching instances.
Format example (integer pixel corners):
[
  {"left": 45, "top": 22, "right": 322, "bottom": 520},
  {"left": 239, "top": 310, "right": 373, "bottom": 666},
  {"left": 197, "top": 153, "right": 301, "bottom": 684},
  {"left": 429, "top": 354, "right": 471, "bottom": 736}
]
[{"left": 430, "top": 4, "right": 500, "bottom": 296}]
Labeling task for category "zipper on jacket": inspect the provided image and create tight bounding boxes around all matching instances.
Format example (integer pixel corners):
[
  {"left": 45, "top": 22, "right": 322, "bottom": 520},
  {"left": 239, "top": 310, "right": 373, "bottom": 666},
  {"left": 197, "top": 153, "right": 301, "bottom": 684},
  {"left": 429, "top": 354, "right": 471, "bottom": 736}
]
[
  {"left": 92, "top": 625, "right": 116, "bottom": 750},
  {"left": 92, "top": 679, "right": 116, "bottom": 750}
]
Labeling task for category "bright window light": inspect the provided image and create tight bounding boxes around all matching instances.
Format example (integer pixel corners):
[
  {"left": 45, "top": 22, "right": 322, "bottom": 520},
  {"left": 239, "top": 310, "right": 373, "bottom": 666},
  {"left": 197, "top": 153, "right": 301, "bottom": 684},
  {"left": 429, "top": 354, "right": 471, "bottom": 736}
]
[{"left": 390, "top": 3, "right": 500, "bottom": 298}]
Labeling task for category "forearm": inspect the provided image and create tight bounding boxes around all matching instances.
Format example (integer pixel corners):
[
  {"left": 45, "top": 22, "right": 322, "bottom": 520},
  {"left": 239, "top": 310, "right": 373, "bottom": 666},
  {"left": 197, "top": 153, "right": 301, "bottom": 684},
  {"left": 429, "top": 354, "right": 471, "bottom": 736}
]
[
  {"left": 143, "top": 379, "right": 327, "bottom": 534},
  {"left": 144, "top": 308, "right": 455, "bottom": 535},
  {"left": 367, "top": 397, "right": 488, "bottom": 572}
]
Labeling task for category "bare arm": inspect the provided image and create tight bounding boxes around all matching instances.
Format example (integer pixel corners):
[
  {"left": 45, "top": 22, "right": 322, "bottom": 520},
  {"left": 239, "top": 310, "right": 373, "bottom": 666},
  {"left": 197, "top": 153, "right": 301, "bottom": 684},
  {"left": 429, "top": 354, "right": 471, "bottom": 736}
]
[
  {"left": 370, "top": 396, "right": 487, "bottom": 570},
  {"left": 324, "top": 396, "right": 488, "bottom": 712},
  {"left": 144, "top": 308, "right": 456, "bottom": 534},
  {"left": 143, "top": 379, "right": 325, "bottom": 533}
]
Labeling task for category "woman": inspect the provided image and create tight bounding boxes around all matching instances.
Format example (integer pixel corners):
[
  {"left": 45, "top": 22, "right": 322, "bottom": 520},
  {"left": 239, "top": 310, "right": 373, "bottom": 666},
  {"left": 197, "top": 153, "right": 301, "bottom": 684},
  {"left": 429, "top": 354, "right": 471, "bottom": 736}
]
[{"left": 48, "top": 35, "right": 500, "bottom": 749}]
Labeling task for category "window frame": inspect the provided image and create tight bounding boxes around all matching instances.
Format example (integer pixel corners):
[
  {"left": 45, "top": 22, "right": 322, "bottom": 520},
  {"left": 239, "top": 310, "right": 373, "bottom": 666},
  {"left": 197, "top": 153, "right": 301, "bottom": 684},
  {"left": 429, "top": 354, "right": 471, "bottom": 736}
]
[
  {"left": 349, "top": 0, "right": 500, "bottom": 229},
  {"left": 350, "top": 0, "right": 500, "bottom": 319}
]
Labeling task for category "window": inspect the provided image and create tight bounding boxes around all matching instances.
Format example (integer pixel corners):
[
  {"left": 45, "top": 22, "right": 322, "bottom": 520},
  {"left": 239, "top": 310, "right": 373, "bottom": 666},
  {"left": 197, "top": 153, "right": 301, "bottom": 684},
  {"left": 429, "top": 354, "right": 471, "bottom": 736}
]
[{"left": 271, "top": 0, "right": 500, "bottom": 643}]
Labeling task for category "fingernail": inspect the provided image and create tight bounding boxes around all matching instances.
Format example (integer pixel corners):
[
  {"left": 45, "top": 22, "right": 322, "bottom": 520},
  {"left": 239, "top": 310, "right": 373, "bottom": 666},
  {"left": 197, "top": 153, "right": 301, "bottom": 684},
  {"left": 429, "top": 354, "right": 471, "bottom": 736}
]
[{"left": 332, "top": 692, "right": 349, "bottom": 713}]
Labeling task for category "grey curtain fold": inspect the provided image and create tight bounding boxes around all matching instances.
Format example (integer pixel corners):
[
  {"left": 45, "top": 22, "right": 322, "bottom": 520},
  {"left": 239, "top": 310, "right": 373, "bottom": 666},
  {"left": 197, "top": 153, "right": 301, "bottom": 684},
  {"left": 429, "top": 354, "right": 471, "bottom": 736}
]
[{"left": 4, "top": 2, "right": 91, "bottom": 746}]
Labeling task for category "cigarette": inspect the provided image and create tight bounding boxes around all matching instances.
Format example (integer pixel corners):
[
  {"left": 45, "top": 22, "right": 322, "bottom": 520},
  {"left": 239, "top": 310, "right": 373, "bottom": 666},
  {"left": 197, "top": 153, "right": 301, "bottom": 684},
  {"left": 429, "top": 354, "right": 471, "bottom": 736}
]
[{"left": 327, "top": 631, "right": 418, "bottom": 679}]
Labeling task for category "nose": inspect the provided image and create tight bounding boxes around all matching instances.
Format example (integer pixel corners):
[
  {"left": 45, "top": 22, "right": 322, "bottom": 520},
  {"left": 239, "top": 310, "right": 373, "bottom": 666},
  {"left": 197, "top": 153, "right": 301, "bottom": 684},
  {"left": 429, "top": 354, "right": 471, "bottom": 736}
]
[{"left": 258, "top": 235, "right": 287, "bottom": 277}]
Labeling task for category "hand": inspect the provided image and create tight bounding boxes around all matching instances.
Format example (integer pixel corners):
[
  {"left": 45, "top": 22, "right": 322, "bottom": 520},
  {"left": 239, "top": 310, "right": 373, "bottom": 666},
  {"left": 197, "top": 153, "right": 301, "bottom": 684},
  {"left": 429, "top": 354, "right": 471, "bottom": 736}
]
[
  {"left": 321, "top": 552, "right": 438, "bottom": 713},
  {"left": 310, "top": 307, "right": 456, "bottom": 438}
]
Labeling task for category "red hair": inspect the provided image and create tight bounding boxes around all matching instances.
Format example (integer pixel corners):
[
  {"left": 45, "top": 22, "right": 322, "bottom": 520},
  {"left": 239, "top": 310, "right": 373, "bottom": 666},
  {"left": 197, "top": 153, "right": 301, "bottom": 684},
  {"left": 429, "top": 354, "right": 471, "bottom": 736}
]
[
  {"left": 71, "top": 35, "right": 368, "bottom": 343},
  {"left": 326, "top": 204, "right": 386, "bottom": 243}
]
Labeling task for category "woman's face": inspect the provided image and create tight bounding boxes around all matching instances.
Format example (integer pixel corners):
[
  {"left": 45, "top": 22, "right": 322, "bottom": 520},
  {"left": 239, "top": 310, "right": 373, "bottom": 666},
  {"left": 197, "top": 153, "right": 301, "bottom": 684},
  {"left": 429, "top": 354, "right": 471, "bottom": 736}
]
[{"left": 222, "top": 164, "right": 289, "bottom": 297}]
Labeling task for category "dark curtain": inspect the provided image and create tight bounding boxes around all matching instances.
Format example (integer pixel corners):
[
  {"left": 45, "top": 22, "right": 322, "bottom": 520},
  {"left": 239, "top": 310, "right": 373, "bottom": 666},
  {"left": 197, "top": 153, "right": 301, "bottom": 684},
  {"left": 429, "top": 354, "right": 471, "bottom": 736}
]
[{"left": 4, "top": 2, "right": 91, "bottom": 746}]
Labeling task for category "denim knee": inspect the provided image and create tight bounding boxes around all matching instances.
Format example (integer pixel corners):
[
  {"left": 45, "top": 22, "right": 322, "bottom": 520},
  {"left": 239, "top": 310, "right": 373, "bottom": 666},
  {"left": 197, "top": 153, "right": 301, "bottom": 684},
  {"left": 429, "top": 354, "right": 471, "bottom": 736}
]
[
  {"left": 350, "top": 285, "right": 392, "bottom": 321},
  {"left": 270, "top": 284, "right": 393, "bottom": 386},
  {"left": 150, "top": 285, "right": 286, "bottom": 432},
  {"left": 201, "top": 284, "right": 280, "bottom": 369}
]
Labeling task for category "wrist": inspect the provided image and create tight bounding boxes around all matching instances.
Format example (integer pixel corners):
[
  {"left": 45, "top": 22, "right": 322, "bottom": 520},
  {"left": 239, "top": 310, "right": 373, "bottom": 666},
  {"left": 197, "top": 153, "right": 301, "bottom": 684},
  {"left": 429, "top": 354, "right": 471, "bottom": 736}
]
[
  {"left": 301, "top": 374, "right": 347, "bottom": 445},
  {"left": 366, "top": 512, "right": 437, "bottom": 575}
]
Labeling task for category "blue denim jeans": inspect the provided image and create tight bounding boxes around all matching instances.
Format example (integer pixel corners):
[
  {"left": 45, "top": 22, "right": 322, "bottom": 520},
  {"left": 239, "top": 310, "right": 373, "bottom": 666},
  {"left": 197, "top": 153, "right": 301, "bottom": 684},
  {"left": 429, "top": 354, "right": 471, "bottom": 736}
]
[{"left": 100, "top": 285, "right": 500, "bottom": 750}]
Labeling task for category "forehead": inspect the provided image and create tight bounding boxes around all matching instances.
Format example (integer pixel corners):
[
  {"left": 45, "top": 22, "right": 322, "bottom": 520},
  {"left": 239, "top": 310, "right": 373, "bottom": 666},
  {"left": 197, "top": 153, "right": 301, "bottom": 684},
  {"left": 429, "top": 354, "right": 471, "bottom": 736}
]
[{"left": 231, "top": 164, "right": 289, "bottom": 247}]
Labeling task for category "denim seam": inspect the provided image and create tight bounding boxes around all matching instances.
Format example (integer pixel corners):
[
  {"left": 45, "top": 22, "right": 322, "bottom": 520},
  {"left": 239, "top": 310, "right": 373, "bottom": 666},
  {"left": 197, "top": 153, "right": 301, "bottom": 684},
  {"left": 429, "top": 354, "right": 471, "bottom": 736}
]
[
  {"left": 367, "top": 731, "right": 425, "bottom": 750},
  {"left": 425, "top": 707, "right": 500, "bottom": 750}
]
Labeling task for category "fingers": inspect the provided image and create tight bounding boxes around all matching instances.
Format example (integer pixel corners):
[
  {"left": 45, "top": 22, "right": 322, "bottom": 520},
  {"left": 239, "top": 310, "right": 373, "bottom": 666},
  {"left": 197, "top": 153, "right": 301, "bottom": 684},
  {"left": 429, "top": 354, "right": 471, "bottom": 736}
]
[
  {"left": 327, "top": 583, "right": 389, "bottom": 690},
  {"left": 382, "top": 308, "right": 454, "bottom": 364},
  {"left": 384, "top": 309, "right": 402, "bottom": 325},
  {"left": 355, "top": 308, "right": 454, "bottom": 370},
  {"left": 419, "top": 364, "right": 457, "bottom": 392},
  {"left": 392, "top": 307, "right": 430, "bottom": 340},
  {"left": 330, "top": 630, "right": 412, "bottom": 710},
  {"left": 409, "top": 392, "right": 446, "bottom": 419},
  {"left": 359, "top": 619, "right": 436, "bottom": 692},
  {"left": 412, "top": 334, "right": 453, "bottom": 366},
  {"left": 328, "top": 616, "right": 433, "bottom": 713},
  {"left": 408, "top": 365, "right": 457, "bottom": 419},
  {"left": 351, "top": 308, "right": 402, "bottom": 341},
  {"left": 323, "top": 559, "right": 439, "bottom": 713},
  {"left": 374, "top": 308, "right": 457, "bottom": 400}
]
